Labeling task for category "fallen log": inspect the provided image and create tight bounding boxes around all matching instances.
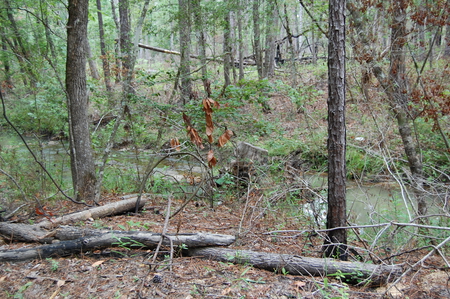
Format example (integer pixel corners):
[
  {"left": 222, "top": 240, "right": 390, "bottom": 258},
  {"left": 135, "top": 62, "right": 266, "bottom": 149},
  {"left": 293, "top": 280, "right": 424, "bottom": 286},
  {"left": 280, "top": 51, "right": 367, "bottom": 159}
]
[
  {"left": 138, "top": 43, "right": 222, "bottom": 62},
  {"left": 0, "top": 231, "right": 235, "bottom": 262},
  {"left": 36, "top": 195, "right": 151, "bottom": 229},
  {"left": 186, "top": 247, "right": 402, "bottom": 286},
  {"left": 138, "top": 43, "right": 257, "bottom": 66}
]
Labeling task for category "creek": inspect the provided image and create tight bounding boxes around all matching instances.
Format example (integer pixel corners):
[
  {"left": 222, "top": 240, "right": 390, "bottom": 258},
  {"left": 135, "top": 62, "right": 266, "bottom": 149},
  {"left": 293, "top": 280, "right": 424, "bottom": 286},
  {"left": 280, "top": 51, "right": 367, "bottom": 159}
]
[{"left": 0, "top": 132, "right": 433, "bottom": 226}]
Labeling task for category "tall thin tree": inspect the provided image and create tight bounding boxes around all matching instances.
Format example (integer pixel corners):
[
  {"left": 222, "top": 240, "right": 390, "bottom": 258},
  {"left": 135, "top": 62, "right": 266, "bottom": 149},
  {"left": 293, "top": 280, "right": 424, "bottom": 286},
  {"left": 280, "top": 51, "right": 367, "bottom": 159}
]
[
  {"left": 324, "top": 0, "right": 347, "bottom": 260},
  {"left": 97, "top": 0, "right": 112, "bottom": 92},
  {"left": 179, "top": 0, "right": 192, "bottom": 104}
]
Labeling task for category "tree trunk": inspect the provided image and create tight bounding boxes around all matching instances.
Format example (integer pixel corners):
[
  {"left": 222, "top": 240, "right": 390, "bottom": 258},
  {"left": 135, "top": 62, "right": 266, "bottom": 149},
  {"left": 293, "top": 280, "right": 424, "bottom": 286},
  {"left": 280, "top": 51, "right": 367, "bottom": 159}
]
[
  {"left": 178, "top": 0, "right": 192, "bottom": 104},
  {"left": 347, "top": 0, "right": 427, "bottom": 220},
  {"left": 263, "top": 0, "right": 277, "bottom": 78},
  {"left": 223, "top": 10, "right": 232, "bottom": 88},
  {"left": 0, "top": 231, "right": 235, "bottom": 263},
  {"left": 283, "top": 3, "right": 298, "bottom": 86},
  {"left": 192, "top": 0, "right": 211, "bottom": 97},
  {"left": 86, "top": 41, "right": 100, "bottom": 80},
  {"left": 119, "top": 0, "right": 132, "bottom": 92},
  {"left": 384, "top": 0, "right": 426, "bottom": 218},
  {"left": 324, "top": 0, "right": 347, "bottom": 260},
  {"left": 186, "top": 247, "right": 402, "bottom": 286},
  {"left": 66, "top": 0, "right": 97, "bottom": 203},
  {"left": 97, "top": 0, "right": 112, "bottom": 92},
  {"left": 110, "top": 0, "right": 122, "bottom": 83},
  {"left": 253, "top": 0, "right": 263, "bottom": 79},
  {"left": 237, "top": 2, "right": 245, "bottom": 81}
]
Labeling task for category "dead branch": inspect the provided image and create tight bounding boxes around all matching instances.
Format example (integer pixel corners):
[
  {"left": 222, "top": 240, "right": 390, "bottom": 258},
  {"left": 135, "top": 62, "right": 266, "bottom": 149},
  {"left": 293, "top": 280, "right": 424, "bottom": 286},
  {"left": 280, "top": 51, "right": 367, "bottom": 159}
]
[
  {"left": 186, "top": 247, "right": 402, "bottom": 286},
  {"left": 36, "top": 195, "right": 151, "bottom": 229},
  {"left": 138, "top": 43, "right": 257, "bottom": 66},
  {"left": 138, "top": 43, "right": 223, "bottom": 62}
]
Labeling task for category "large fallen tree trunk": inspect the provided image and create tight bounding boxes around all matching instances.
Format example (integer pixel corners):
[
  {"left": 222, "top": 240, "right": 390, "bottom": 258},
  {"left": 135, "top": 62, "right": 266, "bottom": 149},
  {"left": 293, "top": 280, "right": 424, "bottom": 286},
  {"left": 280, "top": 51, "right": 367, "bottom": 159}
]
[
  {"left": 0, "top": 231, "right": 235, "bottom": 262},
  {"left": 186, "top": 247, "right": 402, "bottom": 286}
]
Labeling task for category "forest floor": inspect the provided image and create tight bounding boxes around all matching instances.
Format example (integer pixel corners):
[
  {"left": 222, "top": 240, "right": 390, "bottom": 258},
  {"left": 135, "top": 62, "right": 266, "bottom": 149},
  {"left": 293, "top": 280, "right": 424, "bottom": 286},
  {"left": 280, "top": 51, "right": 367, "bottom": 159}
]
[
  {"left": 0, "top": 193, "right": 449, "bottom": 299},
  {"left": 1, "top": 74, "right": 449, "bottom": 298}
]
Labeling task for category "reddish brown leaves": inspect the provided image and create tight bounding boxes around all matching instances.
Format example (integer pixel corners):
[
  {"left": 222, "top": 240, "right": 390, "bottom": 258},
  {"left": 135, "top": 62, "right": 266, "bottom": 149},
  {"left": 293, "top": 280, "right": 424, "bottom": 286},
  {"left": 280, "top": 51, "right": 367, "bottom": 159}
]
[
  {"left": 183, "top": 99, "right": 233, "bottom": 168},
  {"left": 218, "top": 129, "right": 233, "bottom": 148},
  {"left": 207, "top": 150, "right": 217, "bottom": 168},
  {"left": 183, "top": 113, "right": 204, "bottom": 149},
  {"left": 203, "top": 98, "right": 219, "bottom": 143},
  {"left": 35, "top": 206, "right": 54, "bottom": 221},
  {"left": 170, "top": 138, "right": 181, "bottom": 151}
]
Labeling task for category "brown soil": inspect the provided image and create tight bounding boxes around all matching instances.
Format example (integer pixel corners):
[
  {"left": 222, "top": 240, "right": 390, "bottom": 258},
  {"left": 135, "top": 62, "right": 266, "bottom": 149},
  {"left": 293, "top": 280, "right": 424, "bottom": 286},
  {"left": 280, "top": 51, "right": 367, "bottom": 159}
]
[{"left": 1, "top": 194, "right": 449, "bottom": 299}]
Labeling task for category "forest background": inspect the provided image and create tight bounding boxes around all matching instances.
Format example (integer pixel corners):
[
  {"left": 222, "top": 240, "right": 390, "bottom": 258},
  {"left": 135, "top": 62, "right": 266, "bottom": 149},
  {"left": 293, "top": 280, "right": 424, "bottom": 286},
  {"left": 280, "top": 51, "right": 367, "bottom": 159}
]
[{"left": 0, "top": 0, "right": 449, "bottom": 298}]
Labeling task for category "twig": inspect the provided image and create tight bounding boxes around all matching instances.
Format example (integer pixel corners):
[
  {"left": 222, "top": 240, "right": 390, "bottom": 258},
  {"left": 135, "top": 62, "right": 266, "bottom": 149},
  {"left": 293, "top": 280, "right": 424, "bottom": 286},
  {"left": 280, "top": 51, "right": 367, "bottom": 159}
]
[
  {"left": 298, "top": 0, "right": 328, "bottom": 38},
  {"left": 238, "top": 183, "right": 252, "bottom": 236},
  {"left": 170, "top": 182, "right": 203, "bottom": 218},
  {"left": 266, "top": 221, "right": 450, "bottom": 236},
  {"left": 151, "top": 196, "right": 172, "bottom": 268}
]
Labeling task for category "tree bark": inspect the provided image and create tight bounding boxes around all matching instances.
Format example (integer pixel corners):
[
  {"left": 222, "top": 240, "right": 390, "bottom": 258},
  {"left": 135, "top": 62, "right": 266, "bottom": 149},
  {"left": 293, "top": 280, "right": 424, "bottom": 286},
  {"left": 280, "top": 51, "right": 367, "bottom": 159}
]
[
  {"left": 324, "top": 0, "right": 347, "bottom": 260},
  {"left": 237, "top": 2, "right": 245, "bottom": 81},
  {"left": 223, "top": 10, "right": 232, "bottom": 88},
  {"left": 263, "top": 0, "right": 277, "bottom": 78},
  {"left": 253, "top": 0, "right": 263, "bottom": 79},
  {"left": 0, "top": 231, "right": 235, "bottom": 263},
  {"left": 178, "top": 0, "right": 192, "bottom": 104},
  {"left": 192, "top": 0, "right": 211, "bottom": 97},
  {"left": 119, "top": 0, "right": 132, "bottom": 85},
  {"left": 86, "top": 40, "right": 100, "bottom": 80},
  {"left": 283, "top": 3, "right": 298, "bottom": 87},
  {"left": 66, "top": 0, "right": 97, "bottom": 203},
  {"left": 110, "top": 0, "right": 122, "bottom": 83},
  {"left": 97, "top": 0, "right": 112, "bottom": 92},
  {"left": 186, "top": 247, "right": 402, "bottom": 286}
]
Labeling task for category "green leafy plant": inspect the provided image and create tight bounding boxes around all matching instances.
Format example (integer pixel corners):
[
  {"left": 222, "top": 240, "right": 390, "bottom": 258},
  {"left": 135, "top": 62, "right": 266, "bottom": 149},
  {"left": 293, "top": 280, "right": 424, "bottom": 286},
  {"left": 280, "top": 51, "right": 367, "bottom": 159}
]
[
  {"left": 11, "top": 281, "right": 33, "bottom": 299},
  {"left": 46, "top": 258, "right": 60, "bottom": 272},
  {"left": 112, "top": 235, "right": 146, "bottom": 254},
  {"left": 316, "top": 277, "right": 350, "bottom": 299}
]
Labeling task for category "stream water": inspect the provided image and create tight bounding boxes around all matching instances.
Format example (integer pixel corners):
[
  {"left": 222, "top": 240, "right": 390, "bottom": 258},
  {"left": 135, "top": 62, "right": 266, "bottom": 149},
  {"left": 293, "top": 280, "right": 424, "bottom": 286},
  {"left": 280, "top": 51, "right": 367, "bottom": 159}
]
[{"left": 0, "top": 132, "right": 440, "bottom": 226}]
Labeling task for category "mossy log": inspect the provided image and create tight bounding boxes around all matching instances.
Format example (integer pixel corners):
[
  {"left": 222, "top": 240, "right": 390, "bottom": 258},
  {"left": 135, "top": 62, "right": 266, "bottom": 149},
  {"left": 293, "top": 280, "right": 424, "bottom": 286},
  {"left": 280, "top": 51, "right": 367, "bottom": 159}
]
[{"left": 186, "top": 247, "right": 403, "bottom": 286}]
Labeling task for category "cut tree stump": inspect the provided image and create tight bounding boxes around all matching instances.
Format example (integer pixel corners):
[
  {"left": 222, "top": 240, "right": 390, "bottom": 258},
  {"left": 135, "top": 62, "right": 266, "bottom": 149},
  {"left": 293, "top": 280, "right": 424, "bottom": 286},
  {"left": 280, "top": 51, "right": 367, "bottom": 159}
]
[
  {"left": 186, "top": 247, "right": 403, "bottom": 286},
  {"left": 0, "top": 230, "right": 235, "bottom": 262}
]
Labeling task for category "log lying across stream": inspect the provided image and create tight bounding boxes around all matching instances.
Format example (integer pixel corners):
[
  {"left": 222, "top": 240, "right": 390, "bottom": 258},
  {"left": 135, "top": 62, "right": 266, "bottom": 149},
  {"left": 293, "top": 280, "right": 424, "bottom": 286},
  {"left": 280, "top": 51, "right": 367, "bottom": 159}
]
[{"left": 186, "top": 247, "right": 403, "bottom": 286}]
